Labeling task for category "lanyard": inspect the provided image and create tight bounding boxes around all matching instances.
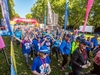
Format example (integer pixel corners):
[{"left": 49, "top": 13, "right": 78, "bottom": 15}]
[{"left": 40, "top": 57, "right": 46, "bottom": 69}]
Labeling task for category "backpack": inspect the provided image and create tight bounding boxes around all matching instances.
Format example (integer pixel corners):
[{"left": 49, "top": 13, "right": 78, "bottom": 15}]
[{"left": 94, "top": 51, "right": 100, "bottom": 66}]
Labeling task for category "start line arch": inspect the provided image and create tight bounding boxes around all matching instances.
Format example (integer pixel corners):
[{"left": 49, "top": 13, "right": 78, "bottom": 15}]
[{"left": 12, "top": 18, "right": 38, "bottom": 24}]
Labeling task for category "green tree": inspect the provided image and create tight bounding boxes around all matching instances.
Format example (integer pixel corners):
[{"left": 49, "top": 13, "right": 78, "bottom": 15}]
[
  {"left": 25, "top": 13, "right": 32, "bottom": 19},
  {"left": 30, "top": 0, "right": 100, "bottom": 29}
]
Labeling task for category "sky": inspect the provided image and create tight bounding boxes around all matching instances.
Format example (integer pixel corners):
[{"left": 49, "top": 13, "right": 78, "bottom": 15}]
[{"left": 14, "top": 0, "right": 37, "bottom": 18}]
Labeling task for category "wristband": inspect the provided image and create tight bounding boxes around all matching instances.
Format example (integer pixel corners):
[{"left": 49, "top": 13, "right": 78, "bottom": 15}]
[{"left": 80, "top": 65, "right": 82, "bottom": 68}]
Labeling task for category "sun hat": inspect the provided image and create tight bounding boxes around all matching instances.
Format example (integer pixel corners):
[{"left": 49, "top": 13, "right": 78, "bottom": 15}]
[{"left": 39, "top": 46, "right": 50, "bottom": 54}]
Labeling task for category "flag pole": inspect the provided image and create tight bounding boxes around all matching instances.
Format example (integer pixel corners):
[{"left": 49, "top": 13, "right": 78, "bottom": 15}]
[
  {"left": 2, "top": 48, "right": 10, "bottom": 70},
  {"left": 64, "top": 0, "right": 69, "bottom": 31}
]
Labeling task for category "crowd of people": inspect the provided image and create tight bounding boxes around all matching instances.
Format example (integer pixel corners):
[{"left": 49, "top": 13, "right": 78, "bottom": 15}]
[{"left": 13, "top": 24, "right": 100, "bottom": 75}]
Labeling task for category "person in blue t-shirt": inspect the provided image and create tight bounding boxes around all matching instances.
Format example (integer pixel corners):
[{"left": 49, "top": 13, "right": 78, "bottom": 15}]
[
  {"left": 71, "top": 31, "right": 78, "bottom": 43},
  {"left": 60, "top": 34, "right": 71, "bottom": 70},
  {"left": 80, "top": 34, "right": 85, "bottom": 40},
  {"left": 52, "top": 35, "right": 61, "bottom": 61},
  {"left": 86, "top": 37, "right": 92, "bottom": 58},
  {"left": 31, "top": 46, "right": 51, "bottom": 75},
  {"left": 14, "top": 28, "right": 22, "bottom": 39},
  {"left": 41, "top": 35, "right": 52, "bottom": 59},
  {"left": 41, "top": 35, "right": 51, "bottom": 50},
  {"left": 42, "top": 32, "right": 46, "bottom": 39},
  {"left": 91, "top": 34, "right": 99, "bottom": 50},
  {"left": 14, "top": 36, "right": 31, "bottom": 68},
  {"left": 14, "top": 27, "right": 22, "bottom": 47},
  {"left": 32, "top": 35, "right": 43, "bottom": 57}
]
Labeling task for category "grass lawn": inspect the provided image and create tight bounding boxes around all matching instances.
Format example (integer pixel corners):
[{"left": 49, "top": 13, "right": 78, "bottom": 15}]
[{"left": 0, "top": 34, "right": 99, "bottom": 75}]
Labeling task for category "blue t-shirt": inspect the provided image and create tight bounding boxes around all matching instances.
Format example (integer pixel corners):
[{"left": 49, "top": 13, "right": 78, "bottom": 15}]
[
  {"left": 71, "top": 34, "right": 75, "bottom": 43},
  {"left": 53, "top": 40, "right": 61, "bottom": 47},
  {"left": 91, "top": 37, "right": 98, "bottom": 47},
  {"left": 86, "top": 41, "right": 92, "bottom": 51},
  {"left": 32, "top": 39, "right": 42, "bottom": 52},
  {"left": 31, "top": 56, "right": 50, "bottom": 74},
  {"left": 14, "top": 30, "right": 22, "bottom": 39},
  {"left": 22, "top": 40, "right": 31, "bottom": 54},
  {"left": 44, "top": 41, "right": 51, "bottom": 50}
]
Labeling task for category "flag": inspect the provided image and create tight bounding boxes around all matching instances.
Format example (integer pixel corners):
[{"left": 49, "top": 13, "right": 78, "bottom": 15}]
[
  {"left": 64, "top": 0, "right": 69, "bottom": 30},
  {"left": 0, "top": 36, "right": 5, "bottom": 50},
  {"left": 82, "top": 0, "right": 94, "bottom": 32},
  {"left": 47, "top": 0, "right": 52, "bottom": 25},
  {"left": 0, "top": 0, "right": 13, "bottom": 36},
  {"left": 11, "top": 41, "right": 17, "bottom": 74}
]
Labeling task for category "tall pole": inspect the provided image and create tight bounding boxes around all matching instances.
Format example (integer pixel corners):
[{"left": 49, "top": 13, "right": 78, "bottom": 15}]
[
  {"left": 64, "top": 0, "right": 69, "bottom": 31},
  {"left": 44, "top": 0, "right": 47, "bottom": 28}
]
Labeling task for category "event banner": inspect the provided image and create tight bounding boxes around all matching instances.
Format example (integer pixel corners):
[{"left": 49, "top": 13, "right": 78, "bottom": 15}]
[
  {"left": 0, "top": 0, "right": 13, "bottom": 36},
  {"left": 82, "top": 0, "right": 94, "bottom": 32}
]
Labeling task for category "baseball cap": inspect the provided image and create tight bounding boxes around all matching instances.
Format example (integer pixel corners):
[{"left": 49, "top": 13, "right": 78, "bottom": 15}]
[
  {"left": 66, "top": 34, "right": 71, "bottom": 38},
  {"left": 80, "top": 34, "right": 84, "bottom": 38},
  {"left": 45, "top": 35, "right": 51, "bottom": 39},
  {"left": 42, "top": 32, "right": 47, "bottom": 35},
  {"left": 76, "top": 37, "right": 80, "bottom": 41},
  {"left": 80, "top": 39, "right": 88, "bottom": 45},
  {"left": 94, "top": 34, "right": 99, "bottom": 37}
]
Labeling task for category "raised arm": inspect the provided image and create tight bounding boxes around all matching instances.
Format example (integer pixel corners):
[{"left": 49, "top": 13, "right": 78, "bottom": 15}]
[{"left": 13, "top": 36, "right": 22, "bottom": 43}]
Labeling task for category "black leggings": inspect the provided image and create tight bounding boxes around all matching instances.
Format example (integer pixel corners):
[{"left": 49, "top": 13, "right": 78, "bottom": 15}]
[
  {"left": 91, "top": 63, "right": 100, "bottom": 75},
  {"left": 61, "top": 54, "right": 68, "bottom": 67},
  {"left": 72, "top": 67, "right": 81, "bottom": 75},
  {"left": 52, "top": 47, "right": 59, "bottom": 60},
  {"left": 16, "top": 40, "right": 20, "bottom": 46},
  {"left": 69, "top": 67, "right": 82, "bottom": 75},
  {"left": 86, "top": 50, "right": 90, "bottom": 58}
]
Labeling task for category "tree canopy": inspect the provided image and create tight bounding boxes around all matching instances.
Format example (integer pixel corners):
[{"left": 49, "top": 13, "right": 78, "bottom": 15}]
[
  {"left": 26, "top": 0, "right": 100, "bottom": 29},
  {"left": 25, "top": 13, "right": 32, "bottom": 19}
]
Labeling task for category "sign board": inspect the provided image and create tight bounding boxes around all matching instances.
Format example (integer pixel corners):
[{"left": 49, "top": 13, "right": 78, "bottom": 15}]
[{"left": 79, "top": 26, "right": 94, "bottom": 33}]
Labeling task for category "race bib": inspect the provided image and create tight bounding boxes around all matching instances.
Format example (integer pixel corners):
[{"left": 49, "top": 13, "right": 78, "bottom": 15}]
[{"left": 39, "top": 64, "right": 49, "bottom": 74}]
